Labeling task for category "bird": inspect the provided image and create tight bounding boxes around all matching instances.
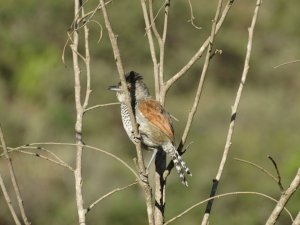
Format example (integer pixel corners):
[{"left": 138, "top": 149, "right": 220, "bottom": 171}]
[{"left": 108, "top": 71, "right": 191, "bottom": 186}]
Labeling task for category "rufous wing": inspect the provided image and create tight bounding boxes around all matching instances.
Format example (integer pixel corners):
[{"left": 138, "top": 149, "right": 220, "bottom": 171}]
[{"left": 138, "top": 99, "right": 174, "bottom": 140}]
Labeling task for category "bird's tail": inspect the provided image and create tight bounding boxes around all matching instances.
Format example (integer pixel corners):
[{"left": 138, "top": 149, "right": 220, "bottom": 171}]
[{"left": 164, "top": 143, "right": 192, "bottom": 186}]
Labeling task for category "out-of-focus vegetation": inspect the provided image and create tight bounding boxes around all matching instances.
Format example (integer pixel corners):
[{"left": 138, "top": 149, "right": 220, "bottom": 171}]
[{"left": 0, "top": 0, "right": 299, "bottom": 224}]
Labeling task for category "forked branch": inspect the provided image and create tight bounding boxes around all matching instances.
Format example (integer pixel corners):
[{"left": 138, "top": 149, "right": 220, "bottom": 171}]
[
  {"left": 164, "top": 191, "right": 294, "bottom": 225},
  {"left": 0, "top": 170, "right": 21, "bottom": 225},
  {"left": 265, "top": 168, "right": 300, "bottom": 225},
  {"left": 201, "top": 0, "right": 262, "bottom": 224},
  {"left": 0, "top": 125, "right": 31, "bottom": 225},
  {"left": 99, "top": 2, "right": 155, "bottom": 225},
  {"left": 164, "top": 0, "right": 235, "bottom": 93}
]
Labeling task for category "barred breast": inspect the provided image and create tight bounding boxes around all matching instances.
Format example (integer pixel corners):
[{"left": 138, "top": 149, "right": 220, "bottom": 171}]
[{"left": 120, "top": 103, "right": 134, "bottom": 141}]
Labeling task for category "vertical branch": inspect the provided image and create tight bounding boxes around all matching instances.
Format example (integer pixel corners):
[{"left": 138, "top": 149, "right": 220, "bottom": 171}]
[
  {"left": 0, "top": 163, "right": 21, "bottom": 225},
  {"left": 164, "top": 0, "right": 235, "bottom": 93},
  {"left": 201, "top": 1, "right": 262, "bottom": 224},
  {"left": 265, "top": 169, "right": 300, "bottom": 225},
  {"left": 99, "top": 1, "right": 155, "bottom": 224},
  {"left": 148, "top": 0, "right": 162, "bottom": 44},
  {"left": 99, "top": 0, "right": 146, "bottom": 175},
  {"left": 0, "top": 125, "right": 30, "bottom": 225},
  {"left": 0, "top": 174, "right": 21, "bottom": 225},
  {"left": 70, "top": 0, "right": 86, "bottom": 224},
  {"left": 82, "top": 16, "right": 92, "bottom": 109},
  {"left": 164, "top": 0, "right": 223, "bottom": 180},
  {"left": 141, "top": 0, "right": 160, "bottom": 100},
  {"left": 149, "top": 1, "right": 170, "bottom": 224},
  {"left": 154, "top": 150, "right": 166, "bottom": 225},
  {"left": 181, "top": 0, "right": 223, "bottom": 148},
  {"left": 158, "top": 0, "right": 170, "bottom": 105}
]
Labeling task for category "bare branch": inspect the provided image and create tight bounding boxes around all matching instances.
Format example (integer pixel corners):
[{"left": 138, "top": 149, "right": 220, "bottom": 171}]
[
  {"left": 77, "top": 0, "right": 113, "bottom": 24},
  {"left": 268, "top": 156, "right": 284, "bottom": 192},
  {"left": 25, "top": 142, "right": 139, "bottom": 180},
  {"left": 158, "top": 0, "right": 170, "bottom": 101},
  {"left": 70, "top": 0, "right": 86, "bottom": 223},
  {"left": 149, "top": 0, "right": 162, "bottom": 45},
  {"left": 84, "top": 102, "right": 120, "bottom": 113},
  {"left": 86, "top": 181, "right": 138, "bottom": 214},
  {"left": 164, "top": 191, "right": 294, "bottom": 225},
  {"left": 181, "top": 0, "right": 223, "bottom": 146},
  {"left": 265, "top": 168, "right": 300, "bottom": 225},
  {"left": 187, "top": 0, "right": 202, "bottom": 30},
  {"left": 141, "top": 0, "right": 160, "bottom": 99},
  {"left": 292, "top": 211, "right": 300, "bottom": 225},
  {"left": 82, "top": 15, "right": 92, "bottom": 109},
  {"left": 149, "top": 1, "right": 171, "bottom": 224},
  {"left": 234, "top": 157, "right": 279, "bottom": 186},
  {"left": 99, "top": 0, "right": 142, "bottom": 170},
  {"left": 0, "top": 125, "right": 31, "bottom": 225},
  {"left": 273, "top": 59, "right": 300, "bottom": 69},
  {"left": 164, "top": 0, "right": 235, "bottom": 92},
  {"left": 0, "top": 172, "right": 21, "bottom": 225},
  {"left": 62, "top": 0, "right": 111, "bottom": 65},
  {"left": 201, "top": 1, "right": 262, "bottom": 224},
  {"left": 164, "top": 0, "right": 223, "bottom": 181},
  {"left": 0, "top": 148, "right": 74, "bottom": 171},
  {"left": 99, "top": 2, "right": 155, "bottom": 224},
  {"left": 1, "top": 145, "right": 64, "bottom": 164}
]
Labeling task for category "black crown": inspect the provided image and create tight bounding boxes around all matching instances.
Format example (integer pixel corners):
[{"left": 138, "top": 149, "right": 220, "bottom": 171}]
[{"left": 125, "top": 71, "right": 143, "bottom": 83}]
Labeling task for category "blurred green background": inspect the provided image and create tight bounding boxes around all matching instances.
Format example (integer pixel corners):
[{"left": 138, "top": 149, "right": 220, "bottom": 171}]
[{"left": 0, "top": 0, "right": 299, "bottom": 224}]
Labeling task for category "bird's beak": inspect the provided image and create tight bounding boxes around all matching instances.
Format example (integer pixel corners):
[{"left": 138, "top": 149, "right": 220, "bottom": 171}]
[{"left": 108, "top": 85, "right": 121, "bottom": 92}]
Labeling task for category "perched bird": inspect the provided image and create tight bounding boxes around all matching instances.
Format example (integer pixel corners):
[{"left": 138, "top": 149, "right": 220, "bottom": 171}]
[{"left": 108, "top": 71, "right": 191, "bottom": 186}]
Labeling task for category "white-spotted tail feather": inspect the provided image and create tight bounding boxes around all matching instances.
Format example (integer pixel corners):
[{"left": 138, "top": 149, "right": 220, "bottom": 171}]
[{"left": 163, "top": 143, "right": 192, "bottom": 186}]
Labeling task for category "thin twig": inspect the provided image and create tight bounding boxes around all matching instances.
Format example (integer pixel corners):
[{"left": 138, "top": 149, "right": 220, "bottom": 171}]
[
  {"left": 25, "top": 142, "right": 139, "bottom": 180},
  {"left": 62, "top": 0, "right": 112, "bottom": 65},
  {"left": 78, "top": 0, "right": 113, "bottom": 24},
  {"left": 84, "top": 102, "right": 120, "bottom": 113},
  {"left": 201, "top": 1, "right": 261, "bottom": 224},
  {"left": 187, "top": 0, "right": 202, "bottom": 30},
  {"left": 265, "top": 168, "right": 300, "bottom": 225},
  {"left": 86, "top": 181, "right": 138, "bottom": 214},
  {"left": 1, "top": 148, "right": 74, "bottom": 171},
  {"left": 234, "top": 157, "right": 278, "bottom": 184},
  {"left": 141, "top": 0, "right": 160, "bottom": 99},
  {"left": 0, "top": 125, "right": 31, "bottom": 225},
  {"left": 182, "top": 0, "right": 222, "bottom": 146},
  {"left": 85, "top": 19, "right": 103, "bottom": 44},
  {"left": 99, "top": 2, "right": 155, "bottom": 225},
  {"left": 273, "top": 59, "right": 300, "bottom": 69},
  {"left": 82, "top": 12, "right": 92, "bottom": 110},
  {"left": 164, "top": 191, "right": 294, "bottom": 225},
  {"left": 149, "top": 2, "right": 167, "bottom": 31},
  {"left": 1, "top": 145, "right": 64, "bottom": 164},
  {"left": 0, "top": 172, "right": 22, "bottom": 225},
  {"left": 159, "top": 0, "right": 170, "bottom": 99},
  {"left": 164, "top": 0, "right": 235, "bottom": 93},
  {"left": 268, "top": 155, "right": 284, "bottom": 192},
  {"left": 25, "top": 145, "right": 67, "bottom": 165},
  {"left": 165, "top": 0, "right": 223, "bottom": 180},
  {"left": 149, "top": 0, "right": 162, "bottom": 45}
]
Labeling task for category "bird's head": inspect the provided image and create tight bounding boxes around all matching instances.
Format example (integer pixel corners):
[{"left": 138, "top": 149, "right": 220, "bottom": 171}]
[{"left": 108, "top": 71, "right": 150, "bottom": 103}]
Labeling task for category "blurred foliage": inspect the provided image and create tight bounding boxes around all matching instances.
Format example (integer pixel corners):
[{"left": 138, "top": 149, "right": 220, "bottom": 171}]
[{"left": 0, "top": 0, "right": 299, "bottom": 224}]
